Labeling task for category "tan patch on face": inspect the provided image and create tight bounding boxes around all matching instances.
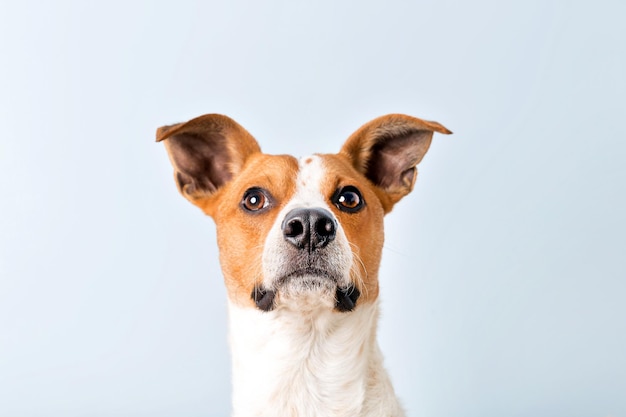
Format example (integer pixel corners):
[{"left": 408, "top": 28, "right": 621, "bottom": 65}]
[
  {"left": 205, "top": 151, "right": 387, "bottom": 308},
  {"left": 315, "top": 153, "right": 387, "bottom": 303},
  {"left": 209, "top": 154, "right": 299, "bottom": 307}
]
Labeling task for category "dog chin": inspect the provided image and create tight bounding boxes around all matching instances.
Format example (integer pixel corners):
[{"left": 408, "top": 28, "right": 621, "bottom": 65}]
[
  {"left": 279, "top": 274, "right": 337, "bottom": 305},
  {"left": 251, "top": 271, "right": 361, "bottom": 313}
]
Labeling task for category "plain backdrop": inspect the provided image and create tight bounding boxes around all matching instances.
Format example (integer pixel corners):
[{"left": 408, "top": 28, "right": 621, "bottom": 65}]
[{"left": 1, "top": 1, "right": 625, "bottom": 416}]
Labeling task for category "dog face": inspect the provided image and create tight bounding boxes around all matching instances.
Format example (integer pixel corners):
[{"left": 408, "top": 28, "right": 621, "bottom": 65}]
[{"left": 157, "top": 114, "right": 450, "bottom": 313}]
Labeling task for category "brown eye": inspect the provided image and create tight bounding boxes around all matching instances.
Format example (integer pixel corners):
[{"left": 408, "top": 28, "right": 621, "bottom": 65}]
[
  {"left": 333, "top": 186, "right": 365, "bottom": 213},
  {"left": 242, "top": 188, "right": 269, "bottom": 212}
]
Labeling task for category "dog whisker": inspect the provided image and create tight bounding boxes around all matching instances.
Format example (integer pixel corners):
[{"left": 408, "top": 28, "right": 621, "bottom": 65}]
[
  {"left": 348, "top": 242, "right": 370, "bottom": 299},
  {"left": 382, "top": 243, "right": 409, "bottom": 257}
]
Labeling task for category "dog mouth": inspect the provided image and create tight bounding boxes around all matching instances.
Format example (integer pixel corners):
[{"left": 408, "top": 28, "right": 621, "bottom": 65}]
[
  {"left": 276, "top": 268, "right": 337, "bottom": 286},
  {"left": 251, "top": 268, "right": 360, "bottom": 313}
]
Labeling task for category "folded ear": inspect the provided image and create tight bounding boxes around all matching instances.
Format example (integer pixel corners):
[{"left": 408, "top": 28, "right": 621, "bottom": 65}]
[
  {"left": 340, "top": 114, "right": 451, "bottom": 211},
  {"left": 156, "top": 114, "right": 261, "bottom": 211}
]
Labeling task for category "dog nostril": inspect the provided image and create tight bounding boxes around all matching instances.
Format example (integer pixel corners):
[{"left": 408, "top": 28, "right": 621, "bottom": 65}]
[
  {"left": 284, "top": 218, "right": 304, "bottom": 238},
  {"left": 310, "top": 211, "right": 336, "bottom": 249},
  {"left": 316, "top": 217, "right": 335, "bottom": 237}
]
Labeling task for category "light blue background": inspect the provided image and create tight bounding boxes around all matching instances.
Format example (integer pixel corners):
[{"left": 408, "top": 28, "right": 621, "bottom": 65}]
[{"left": 1, "top": 1, "right": 625, "bottom": 416}]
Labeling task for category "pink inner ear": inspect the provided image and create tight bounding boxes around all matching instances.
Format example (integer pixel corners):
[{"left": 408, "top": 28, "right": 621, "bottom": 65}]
[
  {"left": 400, "top": 167, "right": 417, "bottom": 189},
  {"left": 166, "top": 132, "right": 233, "bottom": 197},
  {"left": 364, "top": 130, "right": 432, "bottom": 192}
]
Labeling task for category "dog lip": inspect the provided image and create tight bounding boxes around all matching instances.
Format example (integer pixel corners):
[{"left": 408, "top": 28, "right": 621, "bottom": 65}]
[
  {"left": 277, "top": 268, "right": 338, "bottom": 285},
  {"left": 335, "top": 285, "right": 361, "bottom": 312},
  {"left": 251, "top": 285, "right": 276, "bottom": 312}
]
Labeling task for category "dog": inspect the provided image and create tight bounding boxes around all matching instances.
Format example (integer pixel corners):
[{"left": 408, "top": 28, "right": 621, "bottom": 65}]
[{"left": 157, "top": 113, "right": 451, "bottom": 417}]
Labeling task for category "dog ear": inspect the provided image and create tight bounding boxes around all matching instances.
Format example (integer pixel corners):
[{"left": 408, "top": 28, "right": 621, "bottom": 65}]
[
  {"left": 156, "top": 114, "right": 261, "bottom": 211},
  {"left": 340, "top": 114, "right": 451, "bottom": 211}
]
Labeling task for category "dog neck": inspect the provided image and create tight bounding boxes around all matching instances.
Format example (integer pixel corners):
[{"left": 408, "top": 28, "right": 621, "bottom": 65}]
[{"left": 227, "top": 300, "right": 403, "bottom": 417}]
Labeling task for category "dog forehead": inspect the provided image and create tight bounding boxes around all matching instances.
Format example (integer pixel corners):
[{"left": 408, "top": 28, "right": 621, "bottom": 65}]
[
  {"left": 293, "top": 155, "right": 326, "bottom": 201},
  {"left": 290, "top": 153, "right": 368, "bottom": 204}
]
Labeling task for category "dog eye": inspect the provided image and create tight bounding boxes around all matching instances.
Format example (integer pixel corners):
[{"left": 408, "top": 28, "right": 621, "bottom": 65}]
[
  {"left": 333, "top": 186, "right": 365, "bottom": 213},
  {"left": 242, "top": 188, "right": 270, "bottom": 212}
]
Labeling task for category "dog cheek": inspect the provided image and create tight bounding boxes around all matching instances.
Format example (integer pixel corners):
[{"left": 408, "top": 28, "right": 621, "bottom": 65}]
[
  {"left": 341, "top": 208, "right": 385, "bottom": 302},
  {"left": 215, "top": 215, "right": 268, "bottom": 306}
]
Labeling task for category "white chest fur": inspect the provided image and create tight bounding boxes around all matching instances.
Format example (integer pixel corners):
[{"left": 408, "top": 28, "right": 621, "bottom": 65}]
[{"left": 228, "top": 301, "right": 404, "bottom": 417}]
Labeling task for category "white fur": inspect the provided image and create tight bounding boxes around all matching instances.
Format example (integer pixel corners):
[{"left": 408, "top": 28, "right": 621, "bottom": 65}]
[
  {"left": 229, "top": 155, "right": 404, "bottom": 416},
  {"left": 228, "top": 300, "right": 403, "bottom": 417}
]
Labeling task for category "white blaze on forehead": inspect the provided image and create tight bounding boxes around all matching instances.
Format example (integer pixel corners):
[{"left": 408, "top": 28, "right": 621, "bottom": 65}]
[{"left": 291, "top": 155, "right": 329, "bottom": 209}]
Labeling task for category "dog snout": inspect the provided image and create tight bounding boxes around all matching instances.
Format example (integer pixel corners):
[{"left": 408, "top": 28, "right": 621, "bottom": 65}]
[{"left": 282, "top": 208, "right": 337, "bottom": 251}]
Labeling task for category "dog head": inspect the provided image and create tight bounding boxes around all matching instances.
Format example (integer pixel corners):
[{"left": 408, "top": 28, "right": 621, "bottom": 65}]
[{"left": 157, "top": 114, "right": 450, "bottom": 313}]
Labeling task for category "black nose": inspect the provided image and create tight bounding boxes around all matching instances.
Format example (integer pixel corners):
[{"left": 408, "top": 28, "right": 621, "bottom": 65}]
[{"left": 282, "top": 208, "right": 337, "bottom": 251}]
